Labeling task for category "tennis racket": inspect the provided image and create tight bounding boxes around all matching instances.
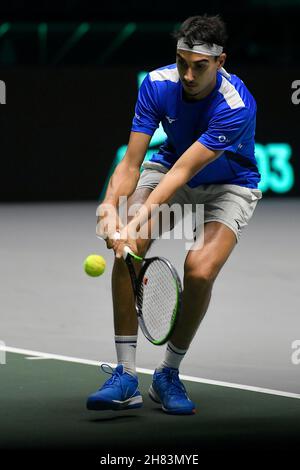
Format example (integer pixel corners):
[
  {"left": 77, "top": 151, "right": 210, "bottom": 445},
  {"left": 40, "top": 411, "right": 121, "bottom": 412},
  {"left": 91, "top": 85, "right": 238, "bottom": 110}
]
[{"left": 104, "top": 232, "right": 182, "bottom": 346}]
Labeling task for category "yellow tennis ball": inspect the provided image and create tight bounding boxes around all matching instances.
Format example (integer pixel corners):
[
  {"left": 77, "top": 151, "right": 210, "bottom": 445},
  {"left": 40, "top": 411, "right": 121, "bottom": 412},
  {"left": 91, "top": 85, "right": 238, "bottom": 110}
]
[{"left": 84, "top": 254, "right": 106, "bottom": 277}]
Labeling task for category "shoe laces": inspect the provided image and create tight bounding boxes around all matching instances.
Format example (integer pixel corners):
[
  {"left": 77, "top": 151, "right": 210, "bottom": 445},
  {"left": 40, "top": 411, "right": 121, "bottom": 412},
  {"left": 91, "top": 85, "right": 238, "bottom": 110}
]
[
  {"left": 100, "top": 364, "right": 122, "bottom": 388},
  {"left": 161, "top": 369, "right": 188, "bottom": 398},
  {"left": 99, "top": 364, "right": 139, "bottom": 399}
]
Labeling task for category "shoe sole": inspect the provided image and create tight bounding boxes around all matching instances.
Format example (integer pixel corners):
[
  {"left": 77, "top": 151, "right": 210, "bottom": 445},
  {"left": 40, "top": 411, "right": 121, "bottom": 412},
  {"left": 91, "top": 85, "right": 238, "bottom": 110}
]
[
  {"left": 87, "top": 395, "right": 143, "bottom": 411},
  {"left": 148, "top": 385, "right": 196, "bottom": 415}
]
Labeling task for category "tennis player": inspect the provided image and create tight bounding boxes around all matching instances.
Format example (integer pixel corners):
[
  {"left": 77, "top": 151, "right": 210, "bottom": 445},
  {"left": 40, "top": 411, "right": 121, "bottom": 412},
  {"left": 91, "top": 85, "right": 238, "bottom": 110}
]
[{"left": 87, "top": 14, "right": 262, "bottom": 414}]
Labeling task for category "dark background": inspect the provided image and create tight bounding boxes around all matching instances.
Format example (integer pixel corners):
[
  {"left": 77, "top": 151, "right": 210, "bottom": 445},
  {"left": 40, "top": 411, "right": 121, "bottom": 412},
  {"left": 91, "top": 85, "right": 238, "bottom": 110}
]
[{"left": 0, "top": 0, "right": 299, "bottom": 200}]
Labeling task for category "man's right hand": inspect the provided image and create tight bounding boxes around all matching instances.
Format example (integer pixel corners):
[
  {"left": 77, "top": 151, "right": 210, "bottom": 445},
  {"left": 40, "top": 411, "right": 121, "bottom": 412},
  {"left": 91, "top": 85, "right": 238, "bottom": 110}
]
[{"left": 96, "top": 202, "right": 123, "bottom": 249}]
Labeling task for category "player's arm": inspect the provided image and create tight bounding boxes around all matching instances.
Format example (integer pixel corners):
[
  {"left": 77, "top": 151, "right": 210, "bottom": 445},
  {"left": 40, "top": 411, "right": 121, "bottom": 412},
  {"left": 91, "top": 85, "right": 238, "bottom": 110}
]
[
  {"left": 115, "top": 106, "right": 250, "bottom": 253},
  {"left": 102, "top": 131, "right": 151, "bottom": 206},
  {"left": 101, "top": 70, "right": 160, "bottom": 208},
  {"left": 98, "top": 72, "right": 160, "bottom": 244},
  {"left": 96, "top": 131, "right": 151, "bottom": 241},
  {"left": 122, "top": 142, "right": 223, "bottom": 242},
  {"left": 144, "top": 141, "right": 223, "bottom": 204}
]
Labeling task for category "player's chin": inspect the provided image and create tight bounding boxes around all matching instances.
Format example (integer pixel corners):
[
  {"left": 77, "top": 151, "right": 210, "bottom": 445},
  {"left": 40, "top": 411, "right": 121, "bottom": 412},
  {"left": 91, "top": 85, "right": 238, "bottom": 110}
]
[{"left": 185, "top": 87, "right": 201, "bottom": 96}]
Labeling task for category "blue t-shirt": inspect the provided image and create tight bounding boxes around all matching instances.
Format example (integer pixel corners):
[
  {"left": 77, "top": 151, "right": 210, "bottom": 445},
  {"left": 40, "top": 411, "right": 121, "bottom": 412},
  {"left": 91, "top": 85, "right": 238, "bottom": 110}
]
[{"left": 131, "top": 64, "right": 260, "bottom": 188}]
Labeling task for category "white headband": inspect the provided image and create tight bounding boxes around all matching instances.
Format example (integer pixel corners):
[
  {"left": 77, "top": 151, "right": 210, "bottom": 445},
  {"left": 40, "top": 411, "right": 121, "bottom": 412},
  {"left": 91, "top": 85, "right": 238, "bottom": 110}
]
[{"left": 177, "top": 38, "right": 223, "bottom": 56}]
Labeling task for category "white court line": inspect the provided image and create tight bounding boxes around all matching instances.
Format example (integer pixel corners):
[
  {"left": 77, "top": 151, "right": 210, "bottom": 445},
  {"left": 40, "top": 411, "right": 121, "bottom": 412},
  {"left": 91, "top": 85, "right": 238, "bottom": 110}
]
[
  {"left": 26, "top": 356, "right": 52, "bottom": 360},
  {"left": 3, "top": 345, "right": 300, "bottom": 400}
]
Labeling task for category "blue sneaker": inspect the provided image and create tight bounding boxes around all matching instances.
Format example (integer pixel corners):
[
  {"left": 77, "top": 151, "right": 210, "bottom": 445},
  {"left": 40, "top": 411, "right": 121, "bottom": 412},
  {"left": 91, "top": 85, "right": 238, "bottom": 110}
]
[
  {"left": 87, "top": 364, "right": 143, "bottom": 411},
  {"left": 149, "top": 367, "right": 196, "bottom": 415}
]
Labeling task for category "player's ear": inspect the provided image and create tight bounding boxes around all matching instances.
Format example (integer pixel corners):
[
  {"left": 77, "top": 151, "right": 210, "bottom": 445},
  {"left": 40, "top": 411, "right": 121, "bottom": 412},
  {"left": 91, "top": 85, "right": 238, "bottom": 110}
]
[{"left": 217, "top": 53, "right": 226, "bottom": 69}]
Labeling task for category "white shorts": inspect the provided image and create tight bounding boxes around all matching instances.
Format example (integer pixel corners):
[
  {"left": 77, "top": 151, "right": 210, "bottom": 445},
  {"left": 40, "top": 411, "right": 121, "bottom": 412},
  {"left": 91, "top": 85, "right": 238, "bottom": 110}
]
[{"left": 136, "top": 162, "right": 262, "bottom": 242}]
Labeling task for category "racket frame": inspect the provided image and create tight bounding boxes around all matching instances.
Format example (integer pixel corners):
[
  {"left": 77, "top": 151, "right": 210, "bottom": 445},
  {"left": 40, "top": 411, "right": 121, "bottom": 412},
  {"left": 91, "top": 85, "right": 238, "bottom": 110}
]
[
  {"left": 97, "top": 232, "right": 182, "bottom": 346},
  {"left": 124, "top": 252, "right": 182, "bottom": 345}
]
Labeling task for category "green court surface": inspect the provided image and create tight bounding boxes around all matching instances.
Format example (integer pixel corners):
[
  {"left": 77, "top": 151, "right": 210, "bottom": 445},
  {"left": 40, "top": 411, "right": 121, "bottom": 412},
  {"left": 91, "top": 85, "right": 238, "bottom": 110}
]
[{"left": 0, "top": 351, "right": 300, "bottom": 457}]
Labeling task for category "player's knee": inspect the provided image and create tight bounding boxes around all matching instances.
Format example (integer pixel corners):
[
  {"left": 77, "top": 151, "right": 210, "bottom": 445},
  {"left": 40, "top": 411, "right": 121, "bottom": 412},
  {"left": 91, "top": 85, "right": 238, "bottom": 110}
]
[{"left": 184, "top": 258, "right": 217, "bottom": 286}]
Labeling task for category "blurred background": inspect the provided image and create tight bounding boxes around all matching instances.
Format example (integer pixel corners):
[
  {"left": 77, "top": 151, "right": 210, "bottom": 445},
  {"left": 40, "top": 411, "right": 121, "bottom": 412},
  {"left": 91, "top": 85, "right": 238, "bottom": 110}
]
[
  {"left": 0, "top": 0, "right": 299, "bottom": 200},
  {"left": 0, "top": 0, "right": 299, "bottom": 393}
]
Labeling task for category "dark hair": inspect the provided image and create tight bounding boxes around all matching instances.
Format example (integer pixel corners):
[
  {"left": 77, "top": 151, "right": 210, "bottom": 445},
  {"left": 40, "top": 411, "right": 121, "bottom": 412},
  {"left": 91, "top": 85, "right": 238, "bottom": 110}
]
[{"left": 172, "top": 14, "right": 228, "bottom": 50}]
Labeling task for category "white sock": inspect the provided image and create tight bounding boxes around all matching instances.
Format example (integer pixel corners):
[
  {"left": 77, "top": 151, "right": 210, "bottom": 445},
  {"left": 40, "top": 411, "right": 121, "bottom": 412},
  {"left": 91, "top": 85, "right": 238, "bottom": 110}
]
[
  {"left": 115, "top": 335, "right": 138, "bottom": 376},
  {"left": 157, "top": 341, "right": 188, "bottom": 371}
]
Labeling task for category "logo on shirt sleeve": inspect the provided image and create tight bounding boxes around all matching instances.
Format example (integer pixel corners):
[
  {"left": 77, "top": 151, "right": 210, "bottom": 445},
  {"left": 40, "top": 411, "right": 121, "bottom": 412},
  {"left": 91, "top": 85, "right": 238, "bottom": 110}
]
[
  {"left": 218, "top": 135, "right": 229, "bottom": 143},
  {"left": 165, "top": 115, "right": 177, "bottom": 124}
]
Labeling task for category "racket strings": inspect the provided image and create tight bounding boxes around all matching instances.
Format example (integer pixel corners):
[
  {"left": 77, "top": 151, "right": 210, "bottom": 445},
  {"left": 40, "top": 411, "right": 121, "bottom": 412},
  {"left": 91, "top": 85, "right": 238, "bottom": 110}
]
[{"left": 136, "top": 260, "right": 179, "bottom": 342}]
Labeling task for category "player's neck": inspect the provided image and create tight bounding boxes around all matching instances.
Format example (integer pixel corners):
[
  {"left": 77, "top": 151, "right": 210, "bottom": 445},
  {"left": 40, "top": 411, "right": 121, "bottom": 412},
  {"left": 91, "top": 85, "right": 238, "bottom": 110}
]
[{"left": 183, "top": 76, "right": 217, "bottom": 102}]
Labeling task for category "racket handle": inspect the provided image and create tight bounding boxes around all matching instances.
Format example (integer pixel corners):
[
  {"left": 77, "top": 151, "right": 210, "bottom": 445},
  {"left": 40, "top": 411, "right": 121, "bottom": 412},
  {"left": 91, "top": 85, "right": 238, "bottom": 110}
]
[
  {"left": 112, "top": 232, "right": 134, "bottom": 260},
  {"left": 123, "top": 245, "right": 133, "bottom": 260},
  {"left": 113, "top": 231, "right": 121, "bottom": 240}
]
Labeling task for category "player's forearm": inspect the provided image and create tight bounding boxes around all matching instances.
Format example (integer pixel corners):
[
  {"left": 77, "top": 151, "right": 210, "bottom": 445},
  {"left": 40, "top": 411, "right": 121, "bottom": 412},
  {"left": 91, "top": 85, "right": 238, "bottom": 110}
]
[
  {"left": 146, "top": 167, "right": 188, "bottom": 206},
  {"left": 102, "top": 160, "right": 141, "bottom": 207},
  {"left": 135, "top": 142, "right": 220, "bottom": 214},
  {"left": 126, "top": 145, "right": 217, "bottom": 232}
]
